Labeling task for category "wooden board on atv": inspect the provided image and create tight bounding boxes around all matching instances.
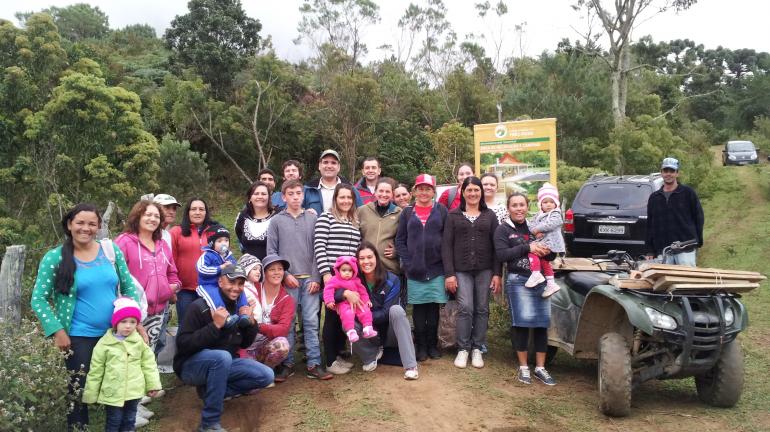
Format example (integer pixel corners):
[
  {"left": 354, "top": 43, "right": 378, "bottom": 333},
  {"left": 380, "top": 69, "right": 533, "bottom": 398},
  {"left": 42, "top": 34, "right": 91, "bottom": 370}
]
[{"left": 631, "top": 263, "right": 765, "bottom": 293}]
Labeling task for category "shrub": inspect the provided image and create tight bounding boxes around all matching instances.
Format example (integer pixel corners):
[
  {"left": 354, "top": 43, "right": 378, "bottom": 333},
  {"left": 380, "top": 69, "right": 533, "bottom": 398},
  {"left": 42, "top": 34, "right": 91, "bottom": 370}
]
[
  {"left": 0, "top": 320, "right": 72, "bottom": 431},
  {"left": 156, "top": 134, "right": 210, "bottom": 200}
]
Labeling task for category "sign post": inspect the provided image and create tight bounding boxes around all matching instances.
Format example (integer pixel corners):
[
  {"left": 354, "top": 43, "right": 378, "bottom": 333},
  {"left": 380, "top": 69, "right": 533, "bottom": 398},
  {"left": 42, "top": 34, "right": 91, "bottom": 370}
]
[{"left": 474, "top": 118, "right": 557, "bottom": 210}]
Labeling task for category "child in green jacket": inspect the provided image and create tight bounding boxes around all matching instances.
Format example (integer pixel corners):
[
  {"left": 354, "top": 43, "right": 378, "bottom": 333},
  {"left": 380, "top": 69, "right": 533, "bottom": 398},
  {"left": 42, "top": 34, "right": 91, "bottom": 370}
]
[{"left": 83, "top": 297, "right": 162, "bottom": 432}]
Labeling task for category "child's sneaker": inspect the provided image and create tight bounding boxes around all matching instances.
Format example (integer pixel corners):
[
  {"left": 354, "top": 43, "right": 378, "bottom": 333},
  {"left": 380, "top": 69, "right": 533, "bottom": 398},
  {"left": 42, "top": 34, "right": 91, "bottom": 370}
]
[
  {"left": 517, "top": 366, "right": 532, "bottom": 384},
  {"left": 223, "top": 314, "right": 239, "bottom": 329},
  {"left": 525, "top": 271, "right": 545, "bottom": 288},
  {"left": 542, "top": 281, "right": 561, "bottom": 298},
  {"left": 346, "top": 329, "right": 359, "bottom": 343},
  {"left": 335, "top": 355, "right": 354, "bottom": 369},
  {"left": 237, "top": 314, "right": 252, "bottom": 329},
  {"left": 362, "top": 326, "right": 378, "bottom": 338}
]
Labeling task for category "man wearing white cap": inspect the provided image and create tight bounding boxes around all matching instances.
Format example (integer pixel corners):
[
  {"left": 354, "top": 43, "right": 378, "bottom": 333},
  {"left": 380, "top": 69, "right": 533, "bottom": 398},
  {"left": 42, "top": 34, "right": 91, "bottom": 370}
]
[
  {"left": 646, "top": 157, "right": 704, "bottom": 266},
  {"left": 153, "top": 194, "right": 182, "bottom": 252}
]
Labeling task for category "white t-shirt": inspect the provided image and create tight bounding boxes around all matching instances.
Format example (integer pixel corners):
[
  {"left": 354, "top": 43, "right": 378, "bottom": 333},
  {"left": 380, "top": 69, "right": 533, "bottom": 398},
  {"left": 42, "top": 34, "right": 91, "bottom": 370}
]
[
  {"left": 319, "top": 178, "right": 341, "bottom": 213},
  {"left": 161, "top": 229, "right": 172, "bottom": 252}
]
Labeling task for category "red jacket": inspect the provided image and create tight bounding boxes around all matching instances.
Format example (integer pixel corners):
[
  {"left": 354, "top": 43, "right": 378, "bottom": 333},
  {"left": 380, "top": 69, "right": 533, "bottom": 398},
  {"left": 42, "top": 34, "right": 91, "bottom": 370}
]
[
  {"left": 244, "top": 282, "right": 295, "bottom": 339},
  {"left": 170, "top": 224, "right": 211, "bottom": 291},
  {"left": 354, "top": 177, "right": 376, "bottom": 205},
  {"left": 438, "top": 186, "right": 462, "bottom": 210}
]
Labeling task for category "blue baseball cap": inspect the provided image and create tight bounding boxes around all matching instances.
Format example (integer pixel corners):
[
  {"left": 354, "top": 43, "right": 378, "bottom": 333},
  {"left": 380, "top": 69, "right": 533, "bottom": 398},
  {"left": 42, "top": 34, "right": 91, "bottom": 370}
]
[{"left": 661, "top": 157, "right": 679, "bottom": 171}]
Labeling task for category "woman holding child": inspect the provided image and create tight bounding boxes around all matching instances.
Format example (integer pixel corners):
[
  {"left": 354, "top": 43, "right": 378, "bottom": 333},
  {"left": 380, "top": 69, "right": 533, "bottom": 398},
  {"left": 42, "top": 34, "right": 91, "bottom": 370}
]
[{"left": 494, "top": 192, "right": 557, "bottom": 386}]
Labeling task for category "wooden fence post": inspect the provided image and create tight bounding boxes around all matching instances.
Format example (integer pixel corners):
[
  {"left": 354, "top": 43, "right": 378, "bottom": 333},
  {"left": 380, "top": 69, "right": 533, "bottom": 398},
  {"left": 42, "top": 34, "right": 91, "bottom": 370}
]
[{"left": 0, "top": 245, "right": 26, "bottom": 325}]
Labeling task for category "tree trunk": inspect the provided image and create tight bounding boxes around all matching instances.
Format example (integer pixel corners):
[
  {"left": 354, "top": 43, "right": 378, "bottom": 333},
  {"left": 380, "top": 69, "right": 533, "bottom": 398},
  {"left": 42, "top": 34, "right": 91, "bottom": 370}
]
[{"left": 0, "top": 245, "right": 26, "bottom": 325}]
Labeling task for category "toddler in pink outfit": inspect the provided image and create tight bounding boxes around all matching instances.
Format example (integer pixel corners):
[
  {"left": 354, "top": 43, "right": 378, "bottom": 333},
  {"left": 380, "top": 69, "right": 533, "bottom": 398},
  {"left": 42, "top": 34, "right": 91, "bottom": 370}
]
[{"left": 323, "top": 256, "right": 378, "bottom": 343}]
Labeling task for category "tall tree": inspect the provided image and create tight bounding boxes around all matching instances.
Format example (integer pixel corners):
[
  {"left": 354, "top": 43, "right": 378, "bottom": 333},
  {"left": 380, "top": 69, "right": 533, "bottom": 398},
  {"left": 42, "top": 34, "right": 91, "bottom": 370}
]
[
  {"left": 575, "top": 0, "right": 697, "bottom": 126},
  {"left": 296, "top": 0, "right": 380, "bottom": 72},
  {"left": 15, "top": 3, "right": 110, "bottom": 41},
  {"left": 165, "top": 0, "right": 261, "bottom": 97}
]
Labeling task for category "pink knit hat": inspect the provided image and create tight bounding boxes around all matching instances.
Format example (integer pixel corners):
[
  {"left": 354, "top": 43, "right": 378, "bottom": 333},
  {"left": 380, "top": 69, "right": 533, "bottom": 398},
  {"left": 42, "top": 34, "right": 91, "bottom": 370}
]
[
  {"left": 537, "top": 182, "right": 560, "bottom": 209},
  {"left": 333, "top": 255, "right": 359, "bottom": 278},
  {"left": 111, "top": 296, "right": 142, "bottom": 327}
]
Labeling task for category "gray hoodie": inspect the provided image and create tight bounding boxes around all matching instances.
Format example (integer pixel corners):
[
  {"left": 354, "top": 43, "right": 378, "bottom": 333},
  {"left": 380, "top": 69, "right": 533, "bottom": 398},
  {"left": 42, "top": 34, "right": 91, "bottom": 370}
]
[{"left": 266, "top": 209, "right": 321, "bottom": 283}]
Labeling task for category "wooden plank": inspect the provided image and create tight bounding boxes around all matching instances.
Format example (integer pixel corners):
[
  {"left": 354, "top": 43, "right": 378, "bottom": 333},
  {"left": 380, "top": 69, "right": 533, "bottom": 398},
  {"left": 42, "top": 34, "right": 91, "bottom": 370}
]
[
  {"left": 667, "top": 283, "right": 759, "bottom": 293},
  {"left": 642, "top": 269, "right": 766, "bottom": 283},
  {"left": 609, "top": 275, "right": 653, "bottom": 289},
  {"left": 0, "top": 245, "right": 26, "bottom": 325},
  {"left": 638, "top": 262, "right": 763, "bottom": 277},
  {"left": 651, "top": 276, "right": 751, "bottom": 291}
]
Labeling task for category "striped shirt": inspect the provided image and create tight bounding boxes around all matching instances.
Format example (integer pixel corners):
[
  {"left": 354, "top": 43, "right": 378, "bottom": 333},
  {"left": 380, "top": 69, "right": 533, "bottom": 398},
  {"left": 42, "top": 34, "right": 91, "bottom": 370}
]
[{"left": 314, "top": 212, "right": 362, "bottom": 276}]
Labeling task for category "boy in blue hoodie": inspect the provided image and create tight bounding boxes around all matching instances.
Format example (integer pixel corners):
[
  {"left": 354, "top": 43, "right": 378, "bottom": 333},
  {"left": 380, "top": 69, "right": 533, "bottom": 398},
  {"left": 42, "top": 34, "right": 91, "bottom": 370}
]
[{"left": 196, "top": 226, "right": 250, "bottom": 328}]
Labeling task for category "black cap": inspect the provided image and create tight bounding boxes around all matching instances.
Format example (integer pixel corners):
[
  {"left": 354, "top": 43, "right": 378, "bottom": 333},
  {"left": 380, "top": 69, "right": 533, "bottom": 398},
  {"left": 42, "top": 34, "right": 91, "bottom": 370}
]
[{"left": 221, "top": 265, "right": 247, "bottom": 280}]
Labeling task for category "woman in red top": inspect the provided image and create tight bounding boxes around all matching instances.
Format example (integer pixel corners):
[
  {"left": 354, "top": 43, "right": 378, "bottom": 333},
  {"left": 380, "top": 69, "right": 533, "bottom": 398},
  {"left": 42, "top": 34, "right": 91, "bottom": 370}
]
[
  {"left": 170, "top": 197, "right": 217, "bottom": 324},
  {"left": 437, "top": 163, "right": 474, "bottom": 210}
]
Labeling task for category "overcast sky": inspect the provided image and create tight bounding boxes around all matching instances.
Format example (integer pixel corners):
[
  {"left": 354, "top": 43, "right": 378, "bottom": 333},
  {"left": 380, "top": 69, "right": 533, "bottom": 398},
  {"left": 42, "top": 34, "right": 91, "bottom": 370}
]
[{"left": 2, "top": 0, "right": 769, "bottom": 64}]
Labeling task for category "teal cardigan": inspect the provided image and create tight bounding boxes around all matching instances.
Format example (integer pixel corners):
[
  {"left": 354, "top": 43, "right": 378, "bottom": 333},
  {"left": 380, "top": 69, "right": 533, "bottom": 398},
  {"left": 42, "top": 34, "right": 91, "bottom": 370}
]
[{"left": 31, "top": 240, "right": 139, "bottom": 337}]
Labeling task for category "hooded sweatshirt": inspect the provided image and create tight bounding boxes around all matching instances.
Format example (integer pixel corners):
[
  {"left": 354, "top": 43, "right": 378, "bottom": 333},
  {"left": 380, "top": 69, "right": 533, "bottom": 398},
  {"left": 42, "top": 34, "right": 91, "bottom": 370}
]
[
  {"left": 115, "top": 233, "right": 181, "bottom": 315},
  {"left": 322, "top": 256, "right": 370, "bottom": 306},
  {"left": 196, "top": 245, "right": 236, "bottom": 290}
]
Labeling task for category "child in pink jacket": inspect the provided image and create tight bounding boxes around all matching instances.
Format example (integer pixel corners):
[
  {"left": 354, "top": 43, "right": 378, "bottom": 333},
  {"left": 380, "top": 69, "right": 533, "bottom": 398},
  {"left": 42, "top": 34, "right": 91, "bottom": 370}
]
[{"left": 323, "top": 256, "right": 378, "bottom": 343}]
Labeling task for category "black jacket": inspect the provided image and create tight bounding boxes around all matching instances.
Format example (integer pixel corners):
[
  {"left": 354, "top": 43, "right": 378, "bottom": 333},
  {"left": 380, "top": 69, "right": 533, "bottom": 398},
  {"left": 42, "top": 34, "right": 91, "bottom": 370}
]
[
  {"left": 173, "top": 297, "right": 259, "bottom": 376},
  {"left": 334, "top": 271, "right": 401, "bottom": 335},
  {"left": 494, "top": 220, "right": 533, "bottom": 275},
  {"left": 395, "top": 204, "right": 448, "bottom": 281},
  {"left": 441, "top": 208, "right": 502, "bottom": 277},
  {"left": 645, "top": 183, "right": 704, "bottom": 255}
]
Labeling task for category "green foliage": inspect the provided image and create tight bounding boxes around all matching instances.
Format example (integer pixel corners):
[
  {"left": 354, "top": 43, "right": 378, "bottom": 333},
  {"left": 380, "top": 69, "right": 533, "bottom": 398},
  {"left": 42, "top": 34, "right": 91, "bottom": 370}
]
[
  {"left": 165, "top": 0, "right": 262, "bottom": 97},
  {"left": 556, "top": 161, "right": 603, "bottom": 207},
  {"left": 16, "top": 3, "right": 110, "bottom": 42},
  {"left": 377, "top": 120, "right": 432, "bottom": 183},
  {"left": 745, "top": 116, "right": 770, "bottom": 153},
  {"left": 0, "top": 320, "right": 72, "bottom": 431},
  {"left": 428, "top": 121, "right": 474, "bottom": 184},
  {"left": 157, "top": 135, "right": 210, "bottom": 200}
]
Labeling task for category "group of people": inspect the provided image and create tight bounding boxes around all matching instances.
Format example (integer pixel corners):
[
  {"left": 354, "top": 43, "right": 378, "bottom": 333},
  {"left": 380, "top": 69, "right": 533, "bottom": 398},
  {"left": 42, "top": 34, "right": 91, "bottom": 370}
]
[{"left": 31, "top": 147, "right": 703, "bottom": 432}]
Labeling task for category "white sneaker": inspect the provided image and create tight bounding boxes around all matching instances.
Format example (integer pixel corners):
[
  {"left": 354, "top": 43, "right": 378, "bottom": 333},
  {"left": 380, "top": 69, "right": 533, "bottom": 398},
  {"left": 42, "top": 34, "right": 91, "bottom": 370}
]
[
  {"left": 327, "top": 359, "right": 352, "bottom": 375},
  {"left": 362, "top": 359, "right": 378, "bottom": 372},
  {"left": 454, "top": 350, "right": 469, "bottom": 368},
  {"left": 525, "top": 271, "right": 545, "bottom": 288},
  {"left": 377, "top": 346, "right": 384, "bottom": 360},
  {"left": 135, "top": 415, "right": 149, "bottom": 428},
  {"left": 140, "top": 396, "right": 152, "bottom": 404},
  {"left": 542, "top": 281, "right": 561, "bottom": 298},
  {"left": 335, "top": 355, "right": 354, "bottom": 369},
  {"left": 471, "top": 348, "right": 484, "bottom": 368},
  {"left": 137, "top": 404, "right": 154, "bottom": 419},
  {"left": 404, "top": 367, "right": 419, "bottom": 380}
]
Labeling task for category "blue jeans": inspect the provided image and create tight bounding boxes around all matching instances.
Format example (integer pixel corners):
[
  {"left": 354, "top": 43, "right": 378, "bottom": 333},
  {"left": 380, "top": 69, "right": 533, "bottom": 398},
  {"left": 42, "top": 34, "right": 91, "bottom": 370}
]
[
  {"left": 284, "top": 278, "right": 321, "bottom": 367},
  {"left": 455, "top": 270, "right": 493, "bottom": 351},
  {"left": 180, "top": 349, "right": 274, "bottom": 428},
  {"left": 176, "top": 290, "right": 200, "bottom": 329},
  {"left": 104, "top": 399, "right": 140, "bottom": 432},
  {"left": 659, "top": 250, "right": 697, "bottom": 266}
]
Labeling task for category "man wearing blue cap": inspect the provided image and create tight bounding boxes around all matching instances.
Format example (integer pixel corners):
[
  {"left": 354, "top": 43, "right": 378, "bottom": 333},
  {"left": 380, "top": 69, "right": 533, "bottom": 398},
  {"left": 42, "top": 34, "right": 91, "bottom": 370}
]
[{"left": 645, "top": 157, "right": 704, "bottom": 266}]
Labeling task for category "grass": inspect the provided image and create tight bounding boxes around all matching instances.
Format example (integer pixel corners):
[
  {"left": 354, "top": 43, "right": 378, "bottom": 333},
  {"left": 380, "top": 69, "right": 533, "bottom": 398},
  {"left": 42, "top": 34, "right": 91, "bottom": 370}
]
[{"left": 286, "top": 393, "right": 334, "bottom": 432}]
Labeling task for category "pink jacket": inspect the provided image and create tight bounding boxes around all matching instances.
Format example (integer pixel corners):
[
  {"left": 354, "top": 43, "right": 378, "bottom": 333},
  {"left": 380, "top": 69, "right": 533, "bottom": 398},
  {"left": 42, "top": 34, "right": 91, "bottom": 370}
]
[
  {"left": 323, "top": 256, "right": 370, "bottom": 305},
  {"left": 115, "top": 232, "right": 181, "bottom": 315}
]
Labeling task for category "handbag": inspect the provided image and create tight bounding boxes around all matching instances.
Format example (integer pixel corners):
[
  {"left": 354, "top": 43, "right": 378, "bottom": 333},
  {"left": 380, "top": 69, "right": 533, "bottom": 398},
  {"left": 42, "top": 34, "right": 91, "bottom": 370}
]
[{"left": 437, "top": 299, "right": 459, "bottom": 349}]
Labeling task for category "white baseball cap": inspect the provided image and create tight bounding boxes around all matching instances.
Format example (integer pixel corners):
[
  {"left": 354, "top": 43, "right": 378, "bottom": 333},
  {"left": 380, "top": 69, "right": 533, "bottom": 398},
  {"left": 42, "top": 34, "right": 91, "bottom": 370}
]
[{"left": 153, "top": 194, "right": 181, "bottom": 207}]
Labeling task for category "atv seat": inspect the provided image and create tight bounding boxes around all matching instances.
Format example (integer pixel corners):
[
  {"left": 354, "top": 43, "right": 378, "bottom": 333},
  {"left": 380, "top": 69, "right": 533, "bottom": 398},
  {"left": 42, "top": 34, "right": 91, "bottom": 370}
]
[{"left": 564, "top": 272, "right": 611, "bottom": 296}]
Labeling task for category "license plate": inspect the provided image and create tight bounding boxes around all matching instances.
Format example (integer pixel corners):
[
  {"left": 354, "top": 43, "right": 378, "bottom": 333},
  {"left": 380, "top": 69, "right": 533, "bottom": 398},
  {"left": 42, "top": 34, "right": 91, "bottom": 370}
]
[{"left": 598, "top": 225, "right": 625, "bottom": 235}]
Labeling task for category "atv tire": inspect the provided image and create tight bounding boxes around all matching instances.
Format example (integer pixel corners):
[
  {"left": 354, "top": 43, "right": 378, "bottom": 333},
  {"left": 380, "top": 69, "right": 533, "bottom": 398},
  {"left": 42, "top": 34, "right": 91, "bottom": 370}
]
[
  {"left": 695, "top": 340, "right": 744, "bottom": 407},
  {"left": 598, "top": 332, "right": 632, "bottom": 417}
]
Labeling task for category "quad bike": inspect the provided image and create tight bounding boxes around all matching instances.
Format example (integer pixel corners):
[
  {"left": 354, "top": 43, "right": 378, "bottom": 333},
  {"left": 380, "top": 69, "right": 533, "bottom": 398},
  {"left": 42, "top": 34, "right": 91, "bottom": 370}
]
[{"left": 548, "top": 240, "right": 748, "bottom": 417}]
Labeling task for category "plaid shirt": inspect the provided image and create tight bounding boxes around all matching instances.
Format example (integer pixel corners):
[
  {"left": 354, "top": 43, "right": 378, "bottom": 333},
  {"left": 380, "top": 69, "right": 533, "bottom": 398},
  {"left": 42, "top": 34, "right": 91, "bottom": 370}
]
[{"left": 645, "top": 184, "right": 704, "bottom": 255}]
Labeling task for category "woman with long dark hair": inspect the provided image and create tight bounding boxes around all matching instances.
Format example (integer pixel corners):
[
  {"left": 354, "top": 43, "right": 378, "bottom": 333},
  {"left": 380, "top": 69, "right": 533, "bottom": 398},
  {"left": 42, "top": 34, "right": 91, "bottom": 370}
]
[
  {"left": 494, "top": 192, "right": 556, "bottom": 386},
  {"left": 31, "top": 203, "right": 141, "bottom": 430},
  {"left": 235, "top": 181, "right": 277, "bottom": 260},
  {"left": 442, "top": 176, "right": 502, "bottom": 369},
  {"left": 316, "top": 184, "right": 362, "bottom": 378},
  {"left": 170, "top": 197, "right": 217, "bottom": 324}
]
